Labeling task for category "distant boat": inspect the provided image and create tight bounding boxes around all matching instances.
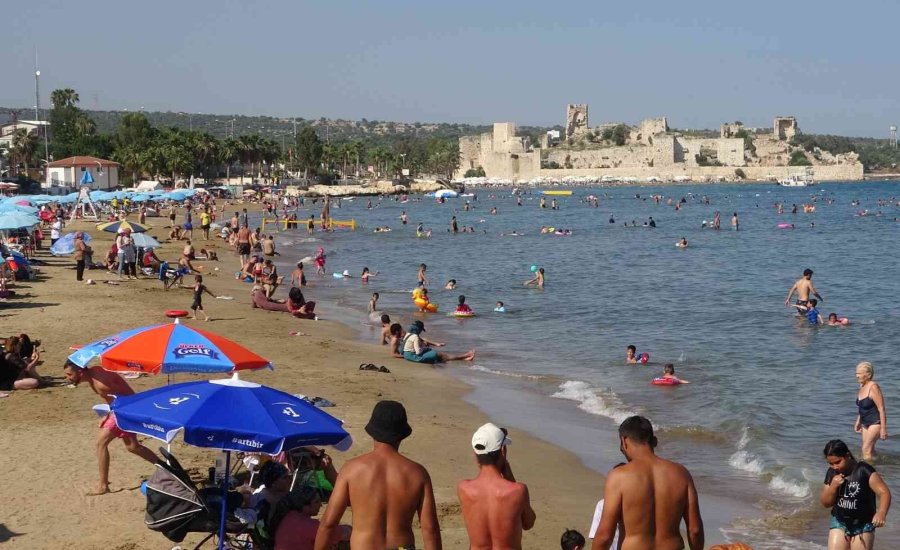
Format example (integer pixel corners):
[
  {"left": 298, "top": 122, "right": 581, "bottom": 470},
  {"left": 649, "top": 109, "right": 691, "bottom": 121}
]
[
  {"left": 541, "top": 190, "right": 573, "bottom": 196},
  {"left": 778, "top": 169, "right": 815, "bottom": 187}
]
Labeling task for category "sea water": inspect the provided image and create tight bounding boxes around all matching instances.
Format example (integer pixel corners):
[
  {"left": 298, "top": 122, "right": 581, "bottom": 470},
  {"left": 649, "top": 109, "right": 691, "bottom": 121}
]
[{"left": 268, "top": 182, "right": 899, "bottom": 548}]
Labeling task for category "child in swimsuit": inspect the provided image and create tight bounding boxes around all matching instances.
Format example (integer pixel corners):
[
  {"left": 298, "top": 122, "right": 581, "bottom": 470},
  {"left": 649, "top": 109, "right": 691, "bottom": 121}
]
[
  {"left": 455, "top": 295, "right": 473, "bottom": 315},
  {"left": 659, "top": 363, "right": 689, "bottom": 384},
  {"left": 494, "top": 301, "right": 506, "bottom": 313},
  {"left": 190, "top": 275, "right": 215, "bottom": 321}
]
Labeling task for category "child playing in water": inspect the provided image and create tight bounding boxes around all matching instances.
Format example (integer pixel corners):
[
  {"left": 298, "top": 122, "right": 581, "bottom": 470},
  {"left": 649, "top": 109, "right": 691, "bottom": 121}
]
[
  {"left": 494, "top": 301, "right": 506, "bottom": 313},
  {"left": 659, "top": 363, "right": 690, "bottom": 384},
  {"left": 524, "top": 267, "right": 545, "bottom": 288},
  {"left": 625, "top": 345, "right": 649, "bottom": 364},
  {"left": 827, "top": 313, "right": 850, "bottom": 326},
  {"left": 417, "top": 263, "right": 428, "bottom": 287},
  {"left": 416, "top": 288, "right": 434, "bottom": 312},
  {"left": 455, "top": 295, "right": 473, "bottom": 315},
  {"left": 368, "top": 292, "right": 379, "bottom": 313},
  {"left": 794, "top": 298, "right": 824, "bottom": 324},
  {"left": 445, "top": 279, "right": 457, "bottom": 290}
]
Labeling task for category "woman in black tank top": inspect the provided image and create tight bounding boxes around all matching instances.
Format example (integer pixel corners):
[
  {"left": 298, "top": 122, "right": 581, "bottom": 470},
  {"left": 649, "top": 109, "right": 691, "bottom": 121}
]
[{"left": 854, "top": 362, "right": 887, "bottom": 460}]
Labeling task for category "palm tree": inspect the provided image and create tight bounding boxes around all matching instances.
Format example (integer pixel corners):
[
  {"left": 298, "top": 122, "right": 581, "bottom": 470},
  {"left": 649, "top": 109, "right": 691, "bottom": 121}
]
[
  {"left": 74, "top": 115, "right": 96, "bottom": 137},
  {"left": 220, "top": 138, "right": 241, "bottom": 183},
  {"left": 50, "top": 88, "right": 80, "bottom": 109},
  {"left": 11, "top": 128, "right": 38, "bottom": 177}
]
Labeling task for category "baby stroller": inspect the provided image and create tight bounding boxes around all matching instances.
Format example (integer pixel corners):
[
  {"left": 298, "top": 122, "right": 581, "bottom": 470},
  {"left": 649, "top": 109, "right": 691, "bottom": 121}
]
[{"left": 145, "top": 448, "right": 248, "bottom": 549}]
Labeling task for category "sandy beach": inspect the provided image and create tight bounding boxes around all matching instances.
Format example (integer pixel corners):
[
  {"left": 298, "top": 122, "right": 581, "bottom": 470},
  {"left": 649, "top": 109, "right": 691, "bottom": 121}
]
[{"left": 0, "top": 211, "right": 603, "bottom": 549}]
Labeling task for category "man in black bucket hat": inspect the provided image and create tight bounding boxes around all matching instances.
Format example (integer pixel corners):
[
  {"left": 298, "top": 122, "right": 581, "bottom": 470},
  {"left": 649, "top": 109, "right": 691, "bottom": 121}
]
[{"left": 315, "top": 400, "right": 441, "bottom": 550}]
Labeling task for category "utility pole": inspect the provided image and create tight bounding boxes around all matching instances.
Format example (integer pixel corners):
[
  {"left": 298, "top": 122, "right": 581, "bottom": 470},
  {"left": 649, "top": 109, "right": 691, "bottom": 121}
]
[{"left": 35, "top": 49, "right": 50, "bottom": 178}]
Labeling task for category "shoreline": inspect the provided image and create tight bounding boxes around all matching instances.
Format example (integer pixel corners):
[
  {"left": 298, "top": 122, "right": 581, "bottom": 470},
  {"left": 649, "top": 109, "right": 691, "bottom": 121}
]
[{"left": 0, "top": 213, "right": 604, "bottom": 549}]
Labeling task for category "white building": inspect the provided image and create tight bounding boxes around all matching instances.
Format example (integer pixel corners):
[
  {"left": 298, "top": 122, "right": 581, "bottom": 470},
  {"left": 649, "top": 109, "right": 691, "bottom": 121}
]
[
  {"left": 0, "top": 120, "right": 50, "bottom": 149},
  {"left": 46, "top": 156, "right": 120, "bottom": 191}
]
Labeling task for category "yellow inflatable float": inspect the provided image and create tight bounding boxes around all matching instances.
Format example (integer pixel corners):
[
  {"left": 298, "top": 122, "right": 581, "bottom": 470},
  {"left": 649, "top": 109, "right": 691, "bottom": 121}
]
[{"left": 411, "top": 288, "right": 438, "bottom": 312}]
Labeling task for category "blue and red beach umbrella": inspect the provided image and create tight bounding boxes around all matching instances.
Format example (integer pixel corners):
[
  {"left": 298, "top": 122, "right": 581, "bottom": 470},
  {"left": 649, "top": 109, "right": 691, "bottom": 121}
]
[{"left": 68, "top": 323, "right": 273, "bottom": 375}]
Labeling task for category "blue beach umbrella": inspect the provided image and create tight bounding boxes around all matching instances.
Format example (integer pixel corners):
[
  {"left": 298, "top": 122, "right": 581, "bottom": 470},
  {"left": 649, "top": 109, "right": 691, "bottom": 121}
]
[
  {"left": 130, "top": 193, "right": 152, "bottom": 202},
  {"left": 0, "top": 212, "right": 40, "bottom": 230},
  {"left": 89, "top": 190, "right": 106, "bottom": 201},
  {"left": 0, "top": 202, "right": 39, "bottom": 214},
  {"left": 57, "top": 193, "right": 79, "bottom": 204},
  {"left": 108, "top": 374, "right": 352, "bottom": 549},
  {"left": 50, "top": 232, "right": 92, "bottom": 256}
]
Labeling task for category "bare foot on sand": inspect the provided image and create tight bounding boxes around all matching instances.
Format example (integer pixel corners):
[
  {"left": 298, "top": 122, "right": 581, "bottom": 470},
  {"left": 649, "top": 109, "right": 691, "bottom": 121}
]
[{"left": 87, "top": 483, "right": 111, "bottom": 496}]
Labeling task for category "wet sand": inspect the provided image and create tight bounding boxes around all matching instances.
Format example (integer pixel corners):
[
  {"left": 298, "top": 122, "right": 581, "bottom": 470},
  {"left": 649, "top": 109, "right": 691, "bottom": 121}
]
[{"left": 0, "top": 212, "right": 603, "bottom": 549}]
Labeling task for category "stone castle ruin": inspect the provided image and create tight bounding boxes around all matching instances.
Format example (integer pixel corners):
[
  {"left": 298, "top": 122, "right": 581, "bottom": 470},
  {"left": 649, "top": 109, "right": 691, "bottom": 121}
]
[
  {"left": 455, "top": 105, "right": 862, "bottom": 182},
  {"left": 565, "top": 104, "right": 589, "bottom": 139}
]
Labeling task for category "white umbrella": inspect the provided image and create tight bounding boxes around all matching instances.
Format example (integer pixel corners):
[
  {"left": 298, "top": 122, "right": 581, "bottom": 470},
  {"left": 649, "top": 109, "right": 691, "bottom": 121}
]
[{"left": 131, "top": 233, "right": 161, "bottom": 249}]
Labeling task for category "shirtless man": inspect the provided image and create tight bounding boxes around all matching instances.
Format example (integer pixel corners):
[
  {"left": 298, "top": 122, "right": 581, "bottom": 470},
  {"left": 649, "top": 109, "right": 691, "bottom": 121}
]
[
  {"left": 592, "top": 416, "right": 703, "bottom": 550},
  {"left": 458, "top": 423, "right": 535, "bottom": 550},
  {"left": 315, "top": 400, "right": 441, "bottom": 550},
  {"left": 236, "top": 223, "right": 251, "bottom": 267},
  {"left": 63, "top": 361, "right": 158, "bottom": 495},
  {"left": 784, "top": 268, "right": 823, "bottom": 312}
]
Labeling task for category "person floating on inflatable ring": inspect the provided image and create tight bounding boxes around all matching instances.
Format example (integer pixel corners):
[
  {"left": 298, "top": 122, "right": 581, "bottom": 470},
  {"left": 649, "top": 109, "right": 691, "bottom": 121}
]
[{"left": 652, "top": 364, "right": 690, "bottom": 385}]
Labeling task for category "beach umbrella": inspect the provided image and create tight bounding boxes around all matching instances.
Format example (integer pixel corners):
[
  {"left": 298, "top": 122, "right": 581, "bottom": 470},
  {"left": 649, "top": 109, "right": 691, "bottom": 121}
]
[
  {"left": 0, "top": 202, "right": 39, "bottom": 214},
  {"left": 57, "top": 193, "right": 78, "bottom": 204},
  {"left": 0, "top": 212, "right": 40, "bottom": 230},
  {"left": 96, "top": 220, "right": 152, "bottom": 233},
  {"left": 105, "top": 374, "right": 352, "bottom": 550},
  {"left": 130, "top": 193, "right": 152, "bottom": 202},
  {"left": 67, "top": 323, "right": 273, "bottom": 375},
  {"left": 131, "top": 232, "right": 161, "bottom": 249},
  {"left": 50, "top": 232, "right": 92, "bottom": 256},
  {"left": 89, "top": 190, "right": 107, "bottom": 201}
]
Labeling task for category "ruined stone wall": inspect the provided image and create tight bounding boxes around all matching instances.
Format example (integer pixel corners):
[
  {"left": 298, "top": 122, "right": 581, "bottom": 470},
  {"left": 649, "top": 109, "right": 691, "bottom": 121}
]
[
  {"left": 545, "top": 146, "right": 655, "bottom": 169},
  {"left": 635, "top": 118, "right": 668, "bottom": 144},
  {"left": 721, "top": 123, "right": 744, "bottom": 138},
  {"left": 566, "top": 104, "right": 589, "bottom": 139},
  {"left": 774, "top": 117, "right": 798, "bottom": 140},
  {"left": 456, "top": 135, "right": 485, "bottom": 177},
  {"left": 676, "top": 137, "right": 745, "bottom": 167},
  {"left": 536, "top": 163, "right": 863, "bottom": 182}
]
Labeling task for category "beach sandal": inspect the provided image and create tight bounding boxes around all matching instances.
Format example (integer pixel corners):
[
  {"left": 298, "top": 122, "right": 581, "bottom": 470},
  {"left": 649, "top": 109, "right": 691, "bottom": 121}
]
[
  {"left": 378, "top": 366, "right": 391, "bottom": 373},
  {"left": 359, "top": 363, "right": 378, "bottom": 371}
]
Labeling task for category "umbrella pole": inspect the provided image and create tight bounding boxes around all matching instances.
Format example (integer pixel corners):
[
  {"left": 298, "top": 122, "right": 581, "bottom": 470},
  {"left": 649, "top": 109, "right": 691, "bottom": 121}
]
[{"left": 218, "top": 450, "right": 231, "bottom": 550}]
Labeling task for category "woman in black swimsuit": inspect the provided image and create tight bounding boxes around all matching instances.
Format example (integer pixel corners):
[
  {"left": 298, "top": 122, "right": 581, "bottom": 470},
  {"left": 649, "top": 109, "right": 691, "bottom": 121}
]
[
  {"left": 854, "top": 362, "right": 887, "bottom": 460},
  {"left": 820, "top": 439, "right": 891, "bottom": 549}
]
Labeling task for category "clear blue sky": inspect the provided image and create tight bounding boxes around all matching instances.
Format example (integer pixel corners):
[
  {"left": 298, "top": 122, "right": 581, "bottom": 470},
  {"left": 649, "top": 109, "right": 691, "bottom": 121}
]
[{"left": 2, "top": 0, "right": 896, "bottom": 137}]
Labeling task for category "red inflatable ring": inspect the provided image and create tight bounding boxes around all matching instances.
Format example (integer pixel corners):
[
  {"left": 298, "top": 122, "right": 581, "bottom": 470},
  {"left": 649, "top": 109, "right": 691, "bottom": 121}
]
[
  {"left": 165, "top": 310, "right": 190, "bottom": 318},
  {"left": 652, "top": 377, "right": 681, "bottom": 386}
]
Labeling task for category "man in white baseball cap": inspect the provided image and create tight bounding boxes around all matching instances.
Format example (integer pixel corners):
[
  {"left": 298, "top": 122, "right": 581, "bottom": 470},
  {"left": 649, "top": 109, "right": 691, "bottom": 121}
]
[{"left": 457, "top": 423, "right": 535, "bottom": 549}]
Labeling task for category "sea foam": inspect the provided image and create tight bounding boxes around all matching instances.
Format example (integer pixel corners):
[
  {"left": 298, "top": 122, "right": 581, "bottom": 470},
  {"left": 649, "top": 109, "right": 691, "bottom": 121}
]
[{"left": 551, "top": 380, "right": 638, "bottom": 424}]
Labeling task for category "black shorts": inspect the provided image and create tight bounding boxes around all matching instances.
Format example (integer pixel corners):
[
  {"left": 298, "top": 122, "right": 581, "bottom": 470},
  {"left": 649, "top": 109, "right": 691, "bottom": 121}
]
[
  {"left": 238, "top": 243, "right": 251, "bottom": 255},
  {"left": 191, "top": 300, "right": 202, "bottom": 310},
  {"left": 201, "top": 224, "right": 210, "bottom": 230}
]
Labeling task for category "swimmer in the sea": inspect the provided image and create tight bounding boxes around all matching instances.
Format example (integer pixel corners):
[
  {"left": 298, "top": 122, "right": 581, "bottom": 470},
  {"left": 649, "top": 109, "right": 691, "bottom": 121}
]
[
  {"left": 417, "top": 263, "right": 428, "bottom": 288},
  {"left": 827, "top": 313, "right": 849, "bottom": 326},
  {"left": 626, "top": 345, "right": 639, "bottom": 364},
  {"left": 445, "top": 279, "right": 457, "bottom": 290},
  {"left": 793, "top": 298, "right": 824, "bottom": 325},
  {"left": 361, "top": 267, "right": 378, "bottom": 282},
  {"left": 524, "top": 267, "right": 544, "bottom": 289},
  {"left": 494, "top": 301, "right": 506, "bottom": 313},
  {"left": 676, "top": 237, "right": 688, "bottom": 248},
  {"left": 368, "top": 292, "right": 379, "bottom": 313},
  {"left": 785, "top": 268, "right": 823, "bottom": 312},
  {"left": 660, "top": 363, "right": 690, "bottom": 384}
]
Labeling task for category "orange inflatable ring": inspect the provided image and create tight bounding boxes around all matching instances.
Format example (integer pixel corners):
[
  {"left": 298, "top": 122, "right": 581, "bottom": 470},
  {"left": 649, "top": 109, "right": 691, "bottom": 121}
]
[{"left": 165, "top": 309, "right": 190, "bottom": 318}]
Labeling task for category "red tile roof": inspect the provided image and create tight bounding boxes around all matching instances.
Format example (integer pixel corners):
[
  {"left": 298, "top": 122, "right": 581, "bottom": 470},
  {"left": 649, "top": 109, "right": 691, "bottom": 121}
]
[{"left": 47, "top": 156, "right": 120, "bottom": 168}]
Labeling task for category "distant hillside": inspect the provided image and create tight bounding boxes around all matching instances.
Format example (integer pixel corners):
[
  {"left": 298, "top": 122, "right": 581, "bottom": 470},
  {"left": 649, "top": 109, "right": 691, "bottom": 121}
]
[{"left": 0, "top": 106, "right": 557, "bottom": 143}]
